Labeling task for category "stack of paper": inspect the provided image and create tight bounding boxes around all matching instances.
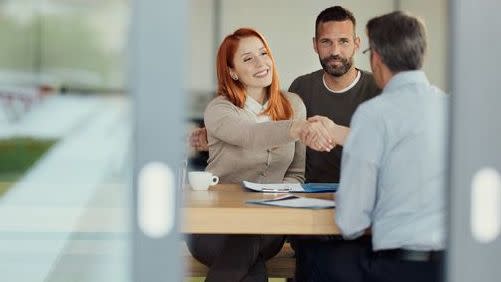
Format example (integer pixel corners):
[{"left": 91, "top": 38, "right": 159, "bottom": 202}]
[
  {"left": 242, "top": 181, "right": 338, "bottom": 193},
  {"left": 246, "top": 194, "right": 335, "bottom": 209}
]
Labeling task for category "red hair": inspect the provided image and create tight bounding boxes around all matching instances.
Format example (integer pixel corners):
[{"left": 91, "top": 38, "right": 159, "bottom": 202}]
[{"left": 216, "top": 28, "right": 293, "bottom": 121}]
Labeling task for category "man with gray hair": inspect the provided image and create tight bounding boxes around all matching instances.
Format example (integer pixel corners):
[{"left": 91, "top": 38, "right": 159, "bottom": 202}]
[{"left": 305, "top": 11, "right": 448, "bottom": 282}]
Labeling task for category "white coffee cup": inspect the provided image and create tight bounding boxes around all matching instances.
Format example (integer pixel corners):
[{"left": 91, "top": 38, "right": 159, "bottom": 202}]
[{"left": 188, "top": 171, "right": 219, "bottom": 191}]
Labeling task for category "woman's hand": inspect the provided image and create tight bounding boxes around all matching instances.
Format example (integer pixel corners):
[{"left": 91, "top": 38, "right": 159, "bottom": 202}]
[
  {"left": 307, "top": 116, "right": 350, "bottom": 146},
  {"left": 290, "top": 120, "right": 335, "bottom": 152}
]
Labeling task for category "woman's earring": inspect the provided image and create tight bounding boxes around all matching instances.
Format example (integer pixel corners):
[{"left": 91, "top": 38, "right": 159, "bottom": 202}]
[{"left": 230, "top": 73, "right": 238, "bottom": 80}]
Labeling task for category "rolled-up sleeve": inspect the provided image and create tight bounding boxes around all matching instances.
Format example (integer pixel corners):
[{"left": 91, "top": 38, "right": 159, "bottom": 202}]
[{"left": 335, "top": 105, "right": 385, "bottom": 239}]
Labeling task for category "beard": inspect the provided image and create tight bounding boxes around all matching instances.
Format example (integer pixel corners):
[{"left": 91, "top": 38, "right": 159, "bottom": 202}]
[{"left": 319, "top": 53, "right": 354, "bottom": 77}]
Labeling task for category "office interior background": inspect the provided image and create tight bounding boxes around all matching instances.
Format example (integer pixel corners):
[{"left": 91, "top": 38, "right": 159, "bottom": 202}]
[{"left": 0, "top": 0, "right": 447, "bottom": 109}]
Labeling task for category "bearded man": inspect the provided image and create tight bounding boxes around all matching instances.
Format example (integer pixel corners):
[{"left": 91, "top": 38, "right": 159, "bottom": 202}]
[{"left": 288, "top": 6, "right": 380, "bottom": 282}]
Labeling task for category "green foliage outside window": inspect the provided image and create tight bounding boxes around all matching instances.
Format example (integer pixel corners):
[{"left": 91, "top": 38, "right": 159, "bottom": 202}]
[{"left": 0, "top": 137, "right": 56, "bottom": 196}]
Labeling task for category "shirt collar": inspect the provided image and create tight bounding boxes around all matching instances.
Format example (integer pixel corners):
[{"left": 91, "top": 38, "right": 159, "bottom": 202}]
[
  {"left": 323, "top": 69, "right": 361, "bottom": 94},
  {"left": 244, "top": 96, "right": 270, "bottom": 123},
  {"left": 383, "top": 70, "right": 430, "bottom": 94}
]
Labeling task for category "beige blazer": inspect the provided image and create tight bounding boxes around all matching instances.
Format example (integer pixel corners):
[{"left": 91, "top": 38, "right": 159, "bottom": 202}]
[{"left": 204, "top": 92, "right": 306, "bottom": 184}]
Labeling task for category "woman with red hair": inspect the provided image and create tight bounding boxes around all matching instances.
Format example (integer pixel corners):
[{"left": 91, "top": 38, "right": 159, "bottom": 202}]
[{"left": 187, "top": 28, "right": 316, "bottom": 281}]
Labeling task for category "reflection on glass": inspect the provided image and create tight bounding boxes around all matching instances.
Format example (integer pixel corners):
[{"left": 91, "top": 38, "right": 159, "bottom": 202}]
[{"left": 0, "top": 0, "right": 130, "bottom": 281}]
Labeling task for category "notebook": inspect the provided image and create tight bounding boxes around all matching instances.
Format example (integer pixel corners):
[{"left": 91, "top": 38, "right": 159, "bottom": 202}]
[{"left": 246, "top": 194, "right": 335, "bottom": 209}]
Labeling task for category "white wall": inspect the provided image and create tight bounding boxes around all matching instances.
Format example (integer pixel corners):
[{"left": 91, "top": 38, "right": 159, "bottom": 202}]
[
  {"left": 188, "top": 0, "right": 448, "bottom": 94},
  {"left": 188, "top": 0, "right": 215, "bottom": 92},
  {"left": 401, "top": 0, "right": 448, "bottom": 90}
]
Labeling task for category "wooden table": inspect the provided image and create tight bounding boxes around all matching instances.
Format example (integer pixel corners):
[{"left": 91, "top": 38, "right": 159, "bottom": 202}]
[{"left": 183, "top": 184, "right": 340, "bottom": 235}]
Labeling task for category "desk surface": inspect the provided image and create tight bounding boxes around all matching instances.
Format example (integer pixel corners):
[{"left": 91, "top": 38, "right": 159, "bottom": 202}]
[{"left": 183, "top": 184, "right": 340, "bottom": 235}]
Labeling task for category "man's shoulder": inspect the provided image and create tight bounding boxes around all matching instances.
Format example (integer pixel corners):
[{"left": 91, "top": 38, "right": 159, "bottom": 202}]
[
  {"left": 357, "top": 69, "right": 376, "bottom": 86},
  {"left": 353, "top": 91, "right": 389, "bottom": 120},
  {"left": 356, "top": 69, "right": 381, "bottom": 97},
  {"left": 290, "top": 70, "right": 323, "bottom": 87}
]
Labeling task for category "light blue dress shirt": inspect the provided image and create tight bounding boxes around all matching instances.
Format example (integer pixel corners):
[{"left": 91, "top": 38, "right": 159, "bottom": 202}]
[{"left": 335, "top": 70, "right": 449, "bottom": 251}]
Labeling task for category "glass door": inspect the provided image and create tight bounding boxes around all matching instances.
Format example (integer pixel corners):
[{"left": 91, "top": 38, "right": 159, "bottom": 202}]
[
  {"left": 447, "top": 0, "right": 501, "bottom": 281},
  {"left": 0, "top": 0, "right": 185, "bottom": 281},
  {"left": 130, "top": 0, "right": 186, "bottom": 281}
]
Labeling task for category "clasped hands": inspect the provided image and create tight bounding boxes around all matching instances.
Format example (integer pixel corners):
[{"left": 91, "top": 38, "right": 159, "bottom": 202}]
[
  {"left": 291, "top": 115, "right": 348, "bottom": 152},
  {"left": 189, "top": 115, "right": 348, "bottom": 153}
]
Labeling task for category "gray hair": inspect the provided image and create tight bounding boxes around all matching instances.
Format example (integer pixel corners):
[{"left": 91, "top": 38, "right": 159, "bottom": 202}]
[{"left": 366, "top": 11, "right": 427, "bottom": 72}]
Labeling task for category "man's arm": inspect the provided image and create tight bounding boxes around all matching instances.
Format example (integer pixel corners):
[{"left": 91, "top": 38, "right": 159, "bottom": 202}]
[
  {"left": 287, "top": 77, "right": 301, "bottom": 96},
  {"left": 335, "top": 106, "right": 385, "bottom": 239}
]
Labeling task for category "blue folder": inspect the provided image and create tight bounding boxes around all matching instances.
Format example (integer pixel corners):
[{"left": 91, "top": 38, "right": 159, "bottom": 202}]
[{"left": 301, "top": 183, "right": 339, "bottom": 193}]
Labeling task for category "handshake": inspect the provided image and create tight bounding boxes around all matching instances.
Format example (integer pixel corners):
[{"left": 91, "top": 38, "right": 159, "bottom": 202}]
[
  {"left": 189, "top": 115, "right": 348, "bottom": 153},
  {"left": 290, "top": 115, "right": 349, "bottom": 152}
]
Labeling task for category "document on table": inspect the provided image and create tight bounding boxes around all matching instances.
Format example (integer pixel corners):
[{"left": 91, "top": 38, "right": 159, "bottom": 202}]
[
  {"left": 242, "top": 181, "right": 338, "bottom": 193},
  {"left": 246, "top": 194, "right": 335, "bottom": 209}
]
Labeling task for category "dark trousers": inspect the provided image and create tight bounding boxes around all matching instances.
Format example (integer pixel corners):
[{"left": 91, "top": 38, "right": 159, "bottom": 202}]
[
  {"left": 291, "top": 235, "right": 372, "bottom": 282},
  {"left": 363, "top": 252, "right": 443, "bottom": 282},
  {"left": 293, "top": 235, "right": 442, "bottom": 282},
  {"left": 187, "top": 234, "right": 284, "bottom": 282}
]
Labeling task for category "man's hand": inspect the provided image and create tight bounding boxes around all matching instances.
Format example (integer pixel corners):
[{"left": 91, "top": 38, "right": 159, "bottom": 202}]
[
  {"left": 189, "top": 127, "right": 209, "bottom": 151},
  {"left": 290, "top": 120, "right": 335, "bottom": 152},
  {"left": 292, "top": 116, "right": 351, "bottom": 152},
  {"left": 301, "top": 119, "right": 336, "bottom": 152},
  {"left": 307, "top": 116, "right": 350, "bottom": 146}
]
